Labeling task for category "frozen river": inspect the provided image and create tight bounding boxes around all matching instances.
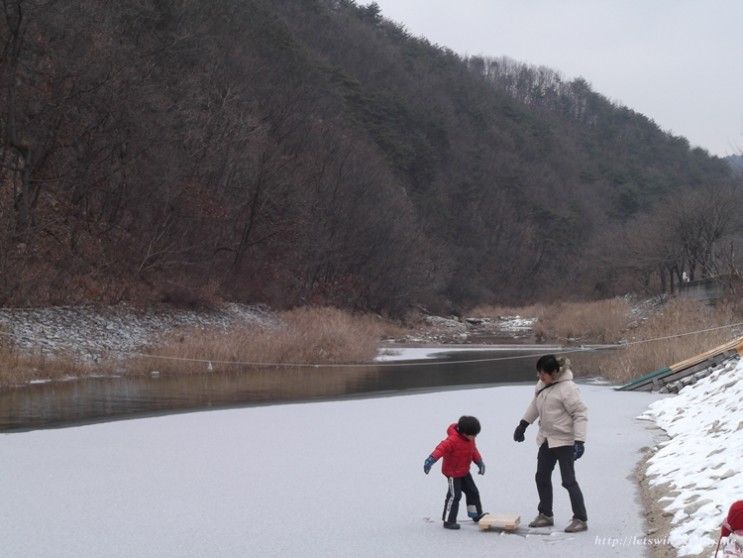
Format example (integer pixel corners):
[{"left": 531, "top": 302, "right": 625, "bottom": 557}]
[{"left": 0, "top": 381, "right": 661, "bottom": 557}]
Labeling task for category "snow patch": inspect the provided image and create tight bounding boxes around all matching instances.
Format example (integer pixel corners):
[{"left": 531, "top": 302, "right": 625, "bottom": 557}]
[
  {"left": 0, "top": 303, "right": 277, "bottom": 361},
  {"left": 497, "top": 315, "right": 538, "bottom": 332}
]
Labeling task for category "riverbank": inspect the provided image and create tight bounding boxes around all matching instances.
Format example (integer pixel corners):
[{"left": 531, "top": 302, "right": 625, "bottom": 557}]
[
  {"left": 0, "top": 304, "right": 277, "bottom": 387},
  {"left": 0, "top": 302, "right": 547, "bottom": 388},
  {"left": 0, "top": 305, "right": 393, "bottom": 387},
  {"left": 0, "top": 303, "right": 278, "bottom": 358},
  {"left": 1, "top": 296, "right": 741, "bottom": 388},
  {"left": 637, "top": 356, "right": 743, "bottom": 558}
]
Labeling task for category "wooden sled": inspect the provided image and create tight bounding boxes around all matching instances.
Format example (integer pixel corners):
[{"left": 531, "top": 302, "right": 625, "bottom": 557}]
[{"left": 478, "top": 513, "right": 521, "bottom": 532}]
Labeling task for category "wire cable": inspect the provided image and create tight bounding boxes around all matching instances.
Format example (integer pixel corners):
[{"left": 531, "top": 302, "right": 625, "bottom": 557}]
[{"left": 2, "top": 318, "right": 742, "bottom": 368}]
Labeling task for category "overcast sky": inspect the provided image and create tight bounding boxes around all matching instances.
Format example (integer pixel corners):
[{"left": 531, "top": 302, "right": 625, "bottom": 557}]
[{"left": 364, "top": 0, "right": 743, "bottom": 158}]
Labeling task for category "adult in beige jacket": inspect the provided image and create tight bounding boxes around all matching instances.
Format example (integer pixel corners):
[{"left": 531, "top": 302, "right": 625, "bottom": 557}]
[{"left": 513, "top": 355, "right": 588, "bottom": 533}]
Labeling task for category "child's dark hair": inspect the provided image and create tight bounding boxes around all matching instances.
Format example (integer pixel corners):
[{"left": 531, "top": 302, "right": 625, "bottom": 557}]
[
  {"left": 457, "top": 415, "right": 481, "bottom": 436},
  {"left": 536, "top": 354, "right": 560, "bottom": 375}
]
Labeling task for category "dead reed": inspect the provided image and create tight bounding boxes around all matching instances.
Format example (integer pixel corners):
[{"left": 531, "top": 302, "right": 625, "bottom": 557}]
[
  {"left": 474, "top": 296, "right": 741, "bottom": 384},
  {"left": 534, "top": 298, "right": 633, "bottom": 344},
  {"left": 0, "top": 343, "right": 97, "bottom": 388},
  {"left": 0, "top": 307, "right": 400, "bottom": 386},
  {"left": 471, "top": 299, "right": 633, "bottom": 344},
  {"left": 125, "top": 306, "right": 397, "bottom": 376},
  {"left": 2, "top": 299, "right": 739, "bottom": 387},
  {"left": 571, "top": 298, "right": 739, "bottom": 383}
]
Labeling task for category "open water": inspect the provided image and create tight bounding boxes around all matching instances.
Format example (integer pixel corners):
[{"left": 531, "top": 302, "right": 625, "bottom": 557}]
[{"left": 0, "top": 345, "right": 562, "bottom": 431}]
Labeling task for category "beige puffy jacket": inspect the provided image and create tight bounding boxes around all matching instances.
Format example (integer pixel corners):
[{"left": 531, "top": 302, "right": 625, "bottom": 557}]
[{"left": 521, "top": 358, "right": 587, "bottom": 448}]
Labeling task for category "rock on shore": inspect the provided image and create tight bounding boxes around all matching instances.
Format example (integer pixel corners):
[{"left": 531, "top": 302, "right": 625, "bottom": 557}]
[{"left": 0, "top": 304, "right": 277, "bottom": 361}]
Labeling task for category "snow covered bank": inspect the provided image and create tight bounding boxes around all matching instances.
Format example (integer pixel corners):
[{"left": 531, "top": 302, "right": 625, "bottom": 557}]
[
  {"left": 395, "top": 314, "right": 537, "bottom": 344},
  {"left": 1, "top": 384, "right": 660, "bottom": 557},
  {"left": 0, "top": 304, "right": 277, "bottom": 360},
  {"left": 639, "top": 357, "right": 743, "bottom": 556}
]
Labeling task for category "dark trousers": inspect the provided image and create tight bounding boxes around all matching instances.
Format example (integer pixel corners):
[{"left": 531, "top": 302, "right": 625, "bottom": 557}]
[
  {"left": 442, "top": 473, "right": 482, "bottom": 523},
  {"left": 535, "top": 441, "right": 587, "bottom": 521}
]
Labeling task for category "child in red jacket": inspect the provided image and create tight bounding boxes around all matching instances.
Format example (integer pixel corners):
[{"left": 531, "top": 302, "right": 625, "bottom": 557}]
[
  {"left": 716, "top": 500, "right": 743, "bottom": 557},
  {"left": 424, "top": 415, "right": 486, "bottom": 529}
]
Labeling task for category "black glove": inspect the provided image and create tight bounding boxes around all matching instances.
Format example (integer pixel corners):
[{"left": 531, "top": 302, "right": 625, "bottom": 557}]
[
  {"left": 574, "top": 441, "right": 585, "bottom": 461},
  {"left": 475, "top": 460, "right": 485, "bottom": 475},
  {"left": 513, "top": 419, "right": 529, "bottom": 442},
  {"left": 423, "top": 455, "right": 437, "bottom": 474}
]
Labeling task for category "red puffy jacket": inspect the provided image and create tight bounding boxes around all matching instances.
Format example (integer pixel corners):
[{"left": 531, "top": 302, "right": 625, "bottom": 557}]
[
  {"left": 430, "top": 423, "right": 483, "bottom": 478},
  {"left": 722, "top": 500, "right": 743, "bottom": 537}
]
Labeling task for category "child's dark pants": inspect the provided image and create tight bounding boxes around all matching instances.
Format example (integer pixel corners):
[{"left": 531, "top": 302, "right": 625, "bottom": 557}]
[
  {"left": 442, "top": 473, "right": 482, "bottom": 523},
  {"left": 535, "top": 441, "right": 587, "bottom": 521}
]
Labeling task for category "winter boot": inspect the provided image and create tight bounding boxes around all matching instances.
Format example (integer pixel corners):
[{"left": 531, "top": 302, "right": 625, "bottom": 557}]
[
  {"left": 564, "top": 518, "right": 588, "bottom": 533},
  {"left": 467, "top": 505, "right": 479, "bottom": 520},
  {"left": 468, "top": 505, "right": 487, "bottom": 522},
  {"left": 443, "top": 521, "right": 461, "bottom": 530},
  {"left": 528, "top": 513, "right": 554, "bottom": 528}
]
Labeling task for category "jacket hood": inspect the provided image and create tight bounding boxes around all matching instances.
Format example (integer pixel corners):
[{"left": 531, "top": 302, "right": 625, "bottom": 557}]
[
  {"left": 535, "top": 357, "right": 573, "bottom": 389},
  {"left": 722, "top": 500, "right": 743, "bottom": 536},
  {"left": 446, "top": 423, "right": 459, "bottom": 436},
  {"left": 553, "top": 357, "right": 574, "bottom": 381}
]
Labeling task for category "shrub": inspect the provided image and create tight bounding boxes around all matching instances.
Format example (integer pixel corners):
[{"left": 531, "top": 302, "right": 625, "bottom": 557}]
[
  {"left": 126, "top": 306, "right": 395, "bottom": 375},
  {"left": 0, "top": 343, "right": 95, "bottom": 388},
  {"left": 534, "top": 298, "right": 633, "bottom": 343}
]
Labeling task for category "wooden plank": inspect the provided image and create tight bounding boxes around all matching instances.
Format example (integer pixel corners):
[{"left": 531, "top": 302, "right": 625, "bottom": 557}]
[
  {"left": 619, "top": 335, "right": 743, "bottom": 392},
  {"left": 479, "top": 513, "right": 521, "bottom": 532},
  {"left": 669, "top": 337, "right": 743, "bottom": 372},
  {"left": 655, "top": 353, "right": 736, "bottom": 391}
]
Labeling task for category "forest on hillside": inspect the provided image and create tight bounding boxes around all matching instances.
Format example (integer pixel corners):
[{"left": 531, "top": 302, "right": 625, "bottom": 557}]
[
  {"left": 727, "top": 155, "right": 743, "bottom": 174},
  {"left": 1, "top": 0, "right": 741, "bottom": 314}
]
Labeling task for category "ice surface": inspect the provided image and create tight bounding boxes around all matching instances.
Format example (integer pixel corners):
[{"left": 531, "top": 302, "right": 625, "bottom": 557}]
[{"left": 0, "top": 383, "right": 661, "bottom": 557}]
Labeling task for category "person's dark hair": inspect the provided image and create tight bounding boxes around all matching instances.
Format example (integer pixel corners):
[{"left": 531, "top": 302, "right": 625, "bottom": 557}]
[
  {"left": 536, "top": 354, "right": 560, "bottom": 375},
  {"left": 457, "top": 415, "right": 481, "bottom": 436}
]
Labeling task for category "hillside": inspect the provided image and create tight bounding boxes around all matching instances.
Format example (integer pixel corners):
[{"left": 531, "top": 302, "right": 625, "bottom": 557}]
[
  {"left": 1, "top": 0, "right": 739, "bottom": 314},
  {"left": 727, "top": 154, "right": 743, "bottom": 173}
]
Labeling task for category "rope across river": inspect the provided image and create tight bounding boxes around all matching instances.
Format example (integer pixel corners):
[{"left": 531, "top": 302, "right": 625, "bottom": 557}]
[{"left": 2, "top": 320, "right": 743, "bottom": 369}]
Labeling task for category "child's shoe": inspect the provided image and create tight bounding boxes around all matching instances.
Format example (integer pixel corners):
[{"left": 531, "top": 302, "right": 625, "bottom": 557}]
[
  {"left": 467, "top": 505, "right": 485, "bottom": 521},
  {"left": 472, "top": 512, "right": 488, "bottom": 523},
  {"left": 443, "top": 521, "right": 461, "bottom": 530}
]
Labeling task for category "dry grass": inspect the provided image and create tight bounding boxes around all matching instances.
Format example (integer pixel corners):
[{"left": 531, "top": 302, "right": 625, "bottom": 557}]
[
  {"left": 571, "top": 298, "right": 740, "bottom": 383},
  {"left": 534, "top": 298, "right": 633, "bottom": 343},
  {"left": 2, "top": 299, "right": 739, "bottom": 388},
  {"left": 0, "top": 307, "right": 401, "bottom": 386},
  {"left": 126, "top": 306, "right": 397, "bottom": 375},
  {"left": 472, "top": 298, "right": 633, "bottom": 343},
  {"left": 475, "top": 297, "right": 741, "bottom": 384},
  {"left": 0, "top": 344, "right": 97, "bottom": 388},
  {"left": 1, "top": 322, "right": 104, "bottom": 388}
]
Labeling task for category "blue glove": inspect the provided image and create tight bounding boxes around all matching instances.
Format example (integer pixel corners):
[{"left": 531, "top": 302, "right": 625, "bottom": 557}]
[
  {"left": 574, "top": 441, "right": 585, "bottom": 461},
  {"left": 475, "top": 461, "right": 485, "bottom": 475},
  {"left": 423, "top": 455, "right": 437, "bottom": 474}
]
